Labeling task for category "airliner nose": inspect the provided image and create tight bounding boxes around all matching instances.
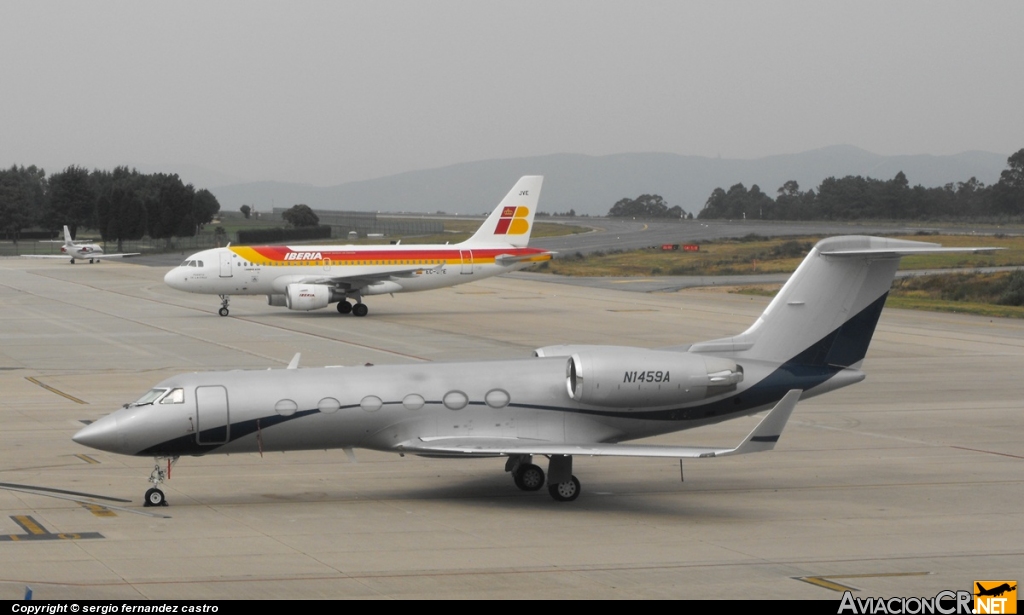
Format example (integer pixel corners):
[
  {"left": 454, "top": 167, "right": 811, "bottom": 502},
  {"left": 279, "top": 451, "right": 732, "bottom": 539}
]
[
  {"left": 73, "top": 415, "right": 121, "bottom": 453},
  {"left": 164, "top": 268, "right": 184, "bottom": 289}
]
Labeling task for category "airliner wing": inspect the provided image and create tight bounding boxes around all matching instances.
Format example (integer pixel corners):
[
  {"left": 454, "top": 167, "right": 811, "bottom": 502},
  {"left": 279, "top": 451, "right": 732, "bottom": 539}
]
[
  {"left": 283, "top": 263, "right": 445, "bottom": 289},
  {"left": 396, "top": 390, "right": 801, "bottom": 459}
]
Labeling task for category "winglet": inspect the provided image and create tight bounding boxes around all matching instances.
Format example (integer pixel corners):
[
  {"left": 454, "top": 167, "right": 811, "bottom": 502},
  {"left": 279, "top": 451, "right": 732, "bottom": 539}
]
[
  {"left": 287, "top": 353, "right": 301, "bottom": 370},
  {"left": 720, "top": 389, "right": 801, "bottom": 456}
]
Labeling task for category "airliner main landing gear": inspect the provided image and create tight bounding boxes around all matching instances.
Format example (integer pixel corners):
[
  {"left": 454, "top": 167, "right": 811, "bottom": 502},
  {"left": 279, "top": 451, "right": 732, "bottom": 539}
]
[
  {"left": 145, "top": 456, "right": 178, "bottom": 507},
  {"left": 218, "top": 295, "right": 230, "bottom": 317},
  {"left": 336, "top": 291, "right": 368, "bottom": 317}
]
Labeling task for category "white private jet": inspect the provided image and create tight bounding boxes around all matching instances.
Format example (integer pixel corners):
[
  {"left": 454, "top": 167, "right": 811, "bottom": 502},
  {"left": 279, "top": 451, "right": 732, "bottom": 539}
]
[
  {"left": 27, "top": 225, "right": 139, "bottom": 263},
  {"left": 164, "top": 176, "right": 552, "bottom": 317},
  {"left": 74, "top": 236, "right": 996, "bottom": 505}
]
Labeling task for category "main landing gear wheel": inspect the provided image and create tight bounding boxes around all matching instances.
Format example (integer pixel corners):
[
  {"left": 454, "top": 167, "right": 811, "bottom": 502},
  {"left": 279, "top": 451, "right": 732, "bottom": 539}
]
[
  {"left": 218, "top": 294, "right": 230, "bottom": 317},
  {"left": 144, "top": 487, "right": 166, "bottom": 507},
  {"left": 352, "top": 303, "right": 368, "bottom": 317},
  {"left": 337, "top": 300, "right": 352, "bottom": 314},
  {"left": 548, "top": 475, "right": 581, "bottom": 502},
  {"left": 513, "top": 463, "right": 545, "bottom": 491}
]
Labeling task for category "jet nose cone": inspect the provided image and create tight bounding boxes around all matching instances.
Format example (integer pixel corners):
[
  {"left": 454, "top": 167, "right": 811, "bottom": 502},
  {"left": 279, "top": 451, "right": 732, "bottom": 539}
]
[
  {"left": 73, "top": 415, "right": 121, "bottom": 453},
  {"left": 164, "top": 268, "right": 184, "bottom": 289}
]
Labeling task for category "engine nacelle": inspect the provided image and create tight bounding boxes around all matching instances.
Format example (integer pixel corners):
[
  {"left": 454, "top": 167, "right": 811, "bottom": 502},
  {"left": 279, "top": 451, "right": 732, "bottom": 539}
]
[
  {"left": 267, "top": 294, "right": 287, "bottom": 307},
  {"left": 565, "top": 347, "right": 743, "bottom": 408},
  {"left": 284, "top": 284, "right": 331, "bottom": 311}
]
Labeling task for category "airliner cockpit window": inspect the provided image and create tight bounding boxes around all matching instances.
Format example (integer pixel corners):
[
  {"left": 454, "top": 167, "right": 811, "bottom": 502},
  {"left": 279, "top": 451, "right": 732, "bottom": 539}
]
[
  {"left": 133, "top": 388, "right": 169, "bottom": 406},
  {"left": 160, "top": 388, "right": 185, "bottom": 404},
  {"left": 180, "top": 260, "right": 190, "bottom": 267}
]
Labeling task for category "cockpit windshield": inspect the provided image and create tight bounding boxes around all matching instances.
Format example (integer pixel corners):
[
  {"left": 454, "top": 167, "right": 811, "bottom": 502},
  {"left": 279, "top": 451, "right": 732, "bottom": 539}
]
[
  {"left": 160, "top": 388, "right": 185, "bottom": 404},
  {"left": 133, "top": 388, "right": 169, "bottom": 406},
  {"left": 179, "top": 260, "right": 205, "bottom": 268},
  {"left": 130, "top": 387, "right": 186, "bottom": 406}
]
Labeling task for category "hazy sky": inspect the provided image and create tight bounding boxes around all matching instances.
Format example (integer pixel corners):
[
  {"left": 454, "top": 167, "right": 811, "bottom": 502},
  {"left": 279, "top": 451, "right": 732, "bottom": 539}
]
[{"left": 2, "top": 1, "right": 1021, "bottom": 186}]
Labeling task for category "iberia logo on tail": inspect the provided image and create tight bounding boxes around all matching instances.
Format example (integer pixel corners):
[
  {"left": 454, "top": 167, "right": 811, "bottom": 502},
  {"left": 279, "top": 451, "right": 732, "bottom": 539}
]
[{"left": 494, "top": 206, "right": 530, "bottom": 235}]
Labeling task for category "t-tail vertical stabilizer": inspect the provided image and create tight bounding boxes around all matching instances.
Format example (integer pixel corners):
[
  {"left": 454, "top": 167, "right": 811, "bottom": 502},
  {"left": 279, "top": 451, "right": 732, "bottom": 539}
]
[{"left": 690, "top": 236, "right": 997, "bottom": 368}]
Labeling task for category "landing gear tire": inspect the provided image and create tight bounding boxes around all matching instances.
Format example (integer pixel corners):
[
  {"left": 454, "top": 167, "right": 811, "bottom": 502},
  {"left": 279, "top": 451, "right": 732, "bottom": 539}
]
[
  {"left": 337, "top": 301, "right": 352, "bottom": 314},
  {"left": 513, "top": 463, "right": 545, "bottom": 491},
  {"left": 218, "top": 295, "right": 230, "bottom": 317},
  {"left": 548, "top": 475, "right": 581, "bottom": 502},
  {"left": 218, "top": 307, "right": 229, "bottom": 317},
  {"left": 352, "top": 303, "right": 368, "bottom": 317},
  {"left": 144, "top": 487, "right": 166, "bottom": 507}
]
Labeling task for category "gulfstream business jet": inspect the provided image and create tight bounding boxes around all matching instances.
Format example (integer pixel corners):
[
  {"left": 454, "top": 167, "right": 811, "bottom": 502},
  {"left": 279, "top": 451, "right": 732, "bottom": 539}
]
[
  {"left": 163, "top": 176, "right": 551, "bottom": 317},
  {"left": 75, "top": 236, "right": 996, "bottom": 505}
]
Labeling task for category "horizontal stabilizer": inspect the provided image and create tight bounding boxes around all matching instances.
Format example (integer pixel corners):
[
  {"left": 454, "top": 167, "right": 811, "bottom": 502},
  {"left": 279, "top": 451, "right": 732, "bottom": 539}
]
[{"left": 495, "top": 251, "right": 554, "bottom": 266}]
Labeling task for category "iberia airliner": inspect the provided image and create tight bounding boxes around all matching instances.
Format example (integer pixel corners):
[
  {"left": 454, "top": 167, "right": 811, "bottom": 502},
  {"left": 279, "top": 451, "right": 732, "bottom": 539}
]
[{"left": 164, "top": 176, "right": 552, "bottom": 317}]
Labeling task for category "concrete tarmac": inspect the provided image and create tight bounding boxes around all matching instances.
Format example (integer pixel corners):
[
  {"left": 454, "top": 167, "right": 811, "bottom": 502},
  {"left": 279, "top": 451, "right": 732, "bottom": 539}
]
[{"left": 0, "top": 257, "right": 1021, "bottom": 600}]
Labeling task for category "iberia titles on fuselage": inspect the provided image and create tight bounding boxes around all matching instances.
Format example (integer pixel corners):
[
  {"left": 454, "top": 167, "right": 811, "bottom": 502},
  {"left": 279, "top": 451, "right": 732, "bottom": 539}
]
[{"left": 163, "top": 176, "right": 552, "bottom": 317}]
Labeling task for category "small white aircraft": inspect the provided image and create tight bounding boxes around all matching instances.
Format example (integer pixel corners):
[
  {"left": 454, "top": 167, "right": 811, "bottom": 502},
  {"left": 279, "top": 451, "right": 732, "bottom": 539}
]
[
  {"left": 27, "top": 225, "right": 140, "bottom": 264},
  {"left": 164, "top": 176, "right": 552, "bottom": 317},
  {"left": 74, "top": 236, "right": 995, "bottom": 506}
]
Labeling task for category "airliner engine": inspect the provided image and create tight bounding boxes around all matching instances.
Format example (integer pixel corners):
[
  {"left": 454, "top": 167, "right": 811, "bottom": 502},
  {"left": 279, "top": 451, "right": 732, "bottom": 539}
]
[{"left": 284, "top": 284, "right": 331, "bottom": 311}]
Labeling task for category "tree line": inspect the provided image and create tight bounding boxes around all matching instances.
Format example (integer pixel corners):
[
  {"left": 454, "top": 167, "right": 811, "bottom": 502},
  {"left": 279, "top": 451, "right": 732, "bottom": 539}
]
[
  {"left": 608, "top": 194, "right": 689, "bottom": 219},
  {"left": 0, "top": 165, "right": 220, "bottom": 249},
  {"left": 698, "top": 149, "right": 1024, "bottom": 221}
]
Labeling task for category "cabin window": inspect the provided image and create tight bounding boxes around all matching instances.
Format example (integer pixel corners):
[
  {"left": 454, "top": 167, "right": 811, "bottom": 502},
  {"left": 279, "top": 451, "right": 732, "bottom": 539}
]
[{"left": 443, "top": 390, "right": 469, "bottom": 410}]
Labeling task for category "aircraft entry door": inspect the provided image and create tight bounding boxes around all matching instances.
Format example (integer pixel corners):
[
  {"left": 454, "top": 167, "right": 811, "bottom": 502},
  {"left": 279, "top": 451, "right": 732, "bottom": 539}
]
[
  {"left": 460, "top": 249, "right": 473, "bottom": 274},
  {"left": 219, "top": 251, "right": 233, "bottom": 278},
  {"left": 195, "top": 385, "right": 229, "bottom": 444}
]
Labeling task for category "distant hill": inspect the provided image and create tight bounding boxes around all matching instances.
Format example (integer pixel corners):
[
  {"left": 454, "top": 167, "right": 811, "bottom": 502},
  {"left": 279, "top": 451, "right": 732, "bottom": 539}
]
[{"left": 208, "top": 146, "right": 1010, "bottom": 217}]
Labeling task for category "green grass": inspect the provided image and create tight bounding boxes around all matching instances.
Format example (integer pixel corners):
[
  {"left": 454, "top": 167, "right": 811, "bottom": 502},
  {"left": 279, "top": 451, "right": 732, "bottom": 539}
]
[
  {"left": 534, "top": 234, "right": 1024, "bottom": 277},
  {"left": 732, "top": 270, "right": 1024, "bottom": 319},
  {"left": 529, "top": 234, "right": 1024, "bottom": 319}
]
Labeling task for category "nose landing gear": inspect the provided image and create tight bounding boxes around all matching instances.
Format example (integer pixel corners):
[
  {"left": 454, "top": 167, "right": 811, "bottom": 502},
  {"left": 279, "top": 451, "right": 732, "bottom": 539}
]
[
  {"left": 144, "top": 456, "right": 178, "bottom": 507},
  {"left": 218, "top": 295, "right": 230, "bottom": 317}
]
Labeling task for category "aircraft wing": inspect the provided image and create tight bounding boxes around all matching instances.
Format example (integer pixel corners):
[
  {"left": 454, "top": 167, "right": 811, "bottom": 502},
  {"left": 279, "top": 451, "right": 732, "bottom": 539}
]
[
  {"left": 88, "top": 253, "right": 141, "bottom": 259},
  {"left": 396, "top": 390, "right": 801, "bottom": 459},
  {"left": 22, "top": 253, "right": 140, "bottom": 259},
  {"left": 277, "top": 263, "right": 444, "bottom": 289}
]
